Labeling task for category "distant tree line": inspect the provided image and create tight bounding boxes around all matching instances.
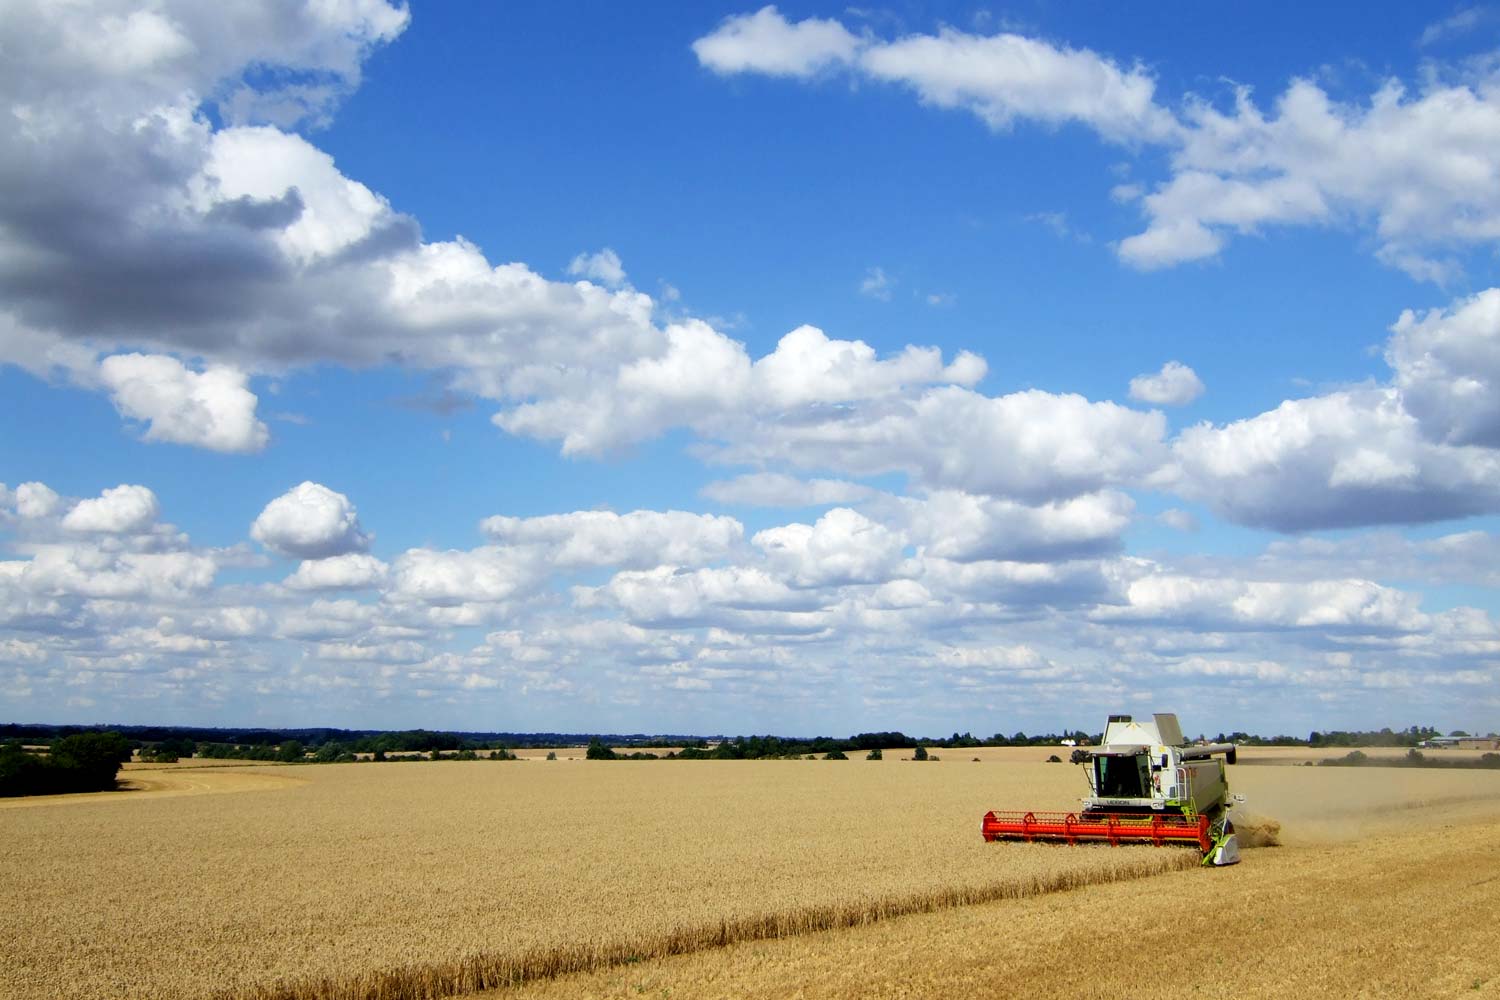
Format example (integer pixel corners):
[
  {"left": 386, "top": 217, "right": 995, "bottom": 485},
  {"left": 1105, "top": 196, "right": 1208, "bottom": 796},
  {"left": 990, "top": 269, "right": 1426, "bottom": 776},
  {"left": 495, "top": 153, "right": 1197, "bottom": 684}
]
[
  {"left": 1206, "top": 732, "right": 1306, "bottom": 746},
  {"left": 199, "top": 739, "right": 518, "bottom": 763},
  {"left": 138, "top": 737, "right": 197, "bottom": 762},
  {"left": 1189, "top": 726, "right": 1486, "bottom": 747},
  {"left": 198, "top": 739, "right": 328, "bottom": 762},
  {"left": 0, "top": 723, "right": 708, "bottom": 752},
  {"left": 585, "top": 733, "right": 1022, "bottom": 761},
  {"left": 1321, "top": 749, "right": 1500, "bottom": 769},
  {"left": 0, "top": 732, "right": 131, "bottom": 797},
  {"left": 1306, "top": 726, "right": 1446, "bottom": 747},
  {"left": 6, "top": 722, "right": 1493, "bottom": 776}
]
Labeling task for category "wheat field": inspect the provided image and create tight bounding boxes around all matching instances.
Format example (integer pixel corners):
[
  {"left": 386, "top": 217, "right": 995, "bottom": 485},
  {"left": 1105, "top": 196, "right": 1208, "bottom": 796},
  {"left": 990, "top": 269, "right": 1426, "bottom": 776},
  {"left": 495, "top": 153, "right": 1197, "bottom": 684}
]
[
  {"left": 498, "top": 801, "right": 1500, "bottom": 1000},
  {"left": 2, "top": 758, "right": 1187, "bottom": 1000},
  {"left": 3, "top": 755, "right": 1498, "bottom": 1000}
]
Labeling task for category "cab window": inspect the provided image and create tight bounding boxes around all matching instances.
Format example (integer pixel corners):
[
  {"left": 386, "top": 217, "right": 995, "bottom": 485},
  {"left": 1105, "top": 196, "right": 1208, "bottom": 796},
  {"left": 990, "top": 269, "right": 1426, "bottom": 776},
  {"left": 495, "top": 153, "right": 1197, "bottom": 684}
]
[{"left": 1095, "top": 753, "right": 1149, "bottom": 798}]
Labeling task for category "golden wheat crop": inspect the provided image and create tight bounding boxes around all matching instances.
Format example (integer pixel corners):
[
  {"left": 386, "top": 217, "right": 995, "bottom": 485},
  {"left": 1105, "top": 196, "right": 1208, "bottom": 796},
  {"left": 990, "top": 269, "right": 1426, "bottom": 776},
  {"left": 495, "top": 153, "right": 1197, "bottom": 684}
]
[
  {"left": 4, "top": 757, "right": 1497, "bottom": 1000},
  {"left": 2, "top": 757, "right": 1190, "bottom": 1000},
  {"left": 496, "top": 800, "right": 1500, "bottom": 1000}
]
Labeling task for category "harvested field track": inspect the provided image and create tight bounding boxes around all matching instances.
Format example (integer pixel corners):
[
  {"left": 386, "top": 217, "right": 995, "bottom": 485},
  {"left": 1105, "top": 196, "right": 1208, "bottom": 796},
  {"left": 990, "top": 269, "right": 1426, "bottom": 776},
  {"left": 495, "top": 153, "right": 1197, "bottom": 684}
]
[
  {"left": 3, "top": 759, "right": 1498, "bottom": 1000},
  {"left": 0, "top": 762, "right": 305, "bottom": 809}
]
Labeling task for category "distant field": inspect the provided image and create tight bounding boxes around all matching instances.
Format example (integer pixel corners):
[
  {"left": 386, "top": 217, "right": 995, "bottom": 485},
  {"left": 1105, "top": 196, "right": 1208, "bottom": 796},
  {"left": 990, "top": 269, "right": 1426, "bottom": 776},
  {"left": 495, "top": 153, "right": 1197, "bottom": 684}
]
[
  {"left": 1234, "top": 744, "right": 1498, "bottom": 765},
  {"left": 3, "top": 754, "right": 1497, "bottom": 1000},
  {"left": 124, "top": 758, "right": 303, "bottom": 770},
  {"left": 0, "top": 763, "right": 304, "bottom": 810}
]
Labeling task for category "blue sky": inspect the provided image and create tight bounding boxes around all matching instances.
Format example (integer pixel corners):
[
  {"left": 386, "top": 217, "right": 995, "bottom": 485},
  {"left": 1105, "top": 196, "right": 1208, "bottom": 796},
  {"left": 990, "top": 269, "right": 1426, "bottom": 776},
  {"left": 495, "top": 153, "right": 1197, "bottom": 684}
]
[{"left": 3, "top": 2, "right": 1500, "bottom": 737}]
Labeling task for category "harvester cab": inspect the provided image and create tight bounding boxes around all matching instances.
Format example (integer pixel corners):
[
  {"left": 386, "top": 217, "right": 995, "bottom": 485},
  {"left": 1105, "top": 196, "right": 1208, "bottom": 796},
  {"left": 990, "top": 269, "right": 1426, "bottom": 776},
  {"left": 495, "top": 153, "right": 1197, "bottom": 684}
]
[{"left": 983, "top": 713, "right": 1244, "bottom": 866}]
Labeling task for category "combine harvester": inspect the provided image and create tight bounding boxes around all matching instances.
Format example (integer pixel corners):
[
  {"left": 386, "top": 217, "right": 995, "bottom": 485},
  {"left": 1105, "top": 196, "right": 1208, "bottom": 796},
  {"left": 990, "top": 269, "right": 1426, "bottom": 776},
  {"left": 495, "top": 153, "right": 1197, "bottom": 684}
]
[{"left": 983, "top": 713, "right": 1244, "bottom": 866}]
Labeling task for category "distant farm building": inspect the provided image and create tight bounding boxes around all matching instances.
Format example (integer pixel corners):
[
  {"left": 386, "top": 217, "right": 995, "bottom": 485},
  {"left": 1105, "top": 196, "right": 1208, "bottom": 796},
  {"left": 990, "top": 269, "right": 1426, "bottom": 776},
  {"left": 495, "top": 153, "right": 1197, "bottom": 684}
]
[{"left": 1419, "top": 735, "right": 1500, "bottom": 750}]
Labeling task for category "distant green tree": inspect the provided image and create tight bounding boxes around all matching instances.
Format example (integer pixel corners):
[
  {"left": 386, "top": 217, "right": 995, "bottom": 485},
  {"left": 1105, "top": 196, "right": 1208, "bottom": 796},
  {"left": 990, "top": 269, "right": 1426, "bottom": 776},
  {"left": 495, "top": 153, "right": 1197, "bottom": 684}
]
[
  {"left": 912, "top": 745, "right": 928, "bottom": 761},
  {"left": 52, "top": 732, "right": 132, "bottom": 790},
  {"left": 545, "top": 751, "right": 557, "bottom": 760},
  {"left": 314, "top": 741, "right": 349, "bottom": 763},
  {"left": 866, "top": 748, "right": 882, "bottom": 760},
  {"left": 823, "top": 750, "right": 847, "bottom": 760},
  {"left": 141, "top": 736, "right": 196, "bottom": 763},
  {"left": 164, "top": 737, "right": 195, "bottom": 759},
  {"left": 2, "top": 731, "right": 130, "bottom": 796},
  {"left": 0, "top": 742, "right": 45, "bottom": 795},
  {"left": 275, "top": 740, "right": 304, "bottom": 763},
  {"left": 586, "top": 738, "right": 616, "bottom": 760}
]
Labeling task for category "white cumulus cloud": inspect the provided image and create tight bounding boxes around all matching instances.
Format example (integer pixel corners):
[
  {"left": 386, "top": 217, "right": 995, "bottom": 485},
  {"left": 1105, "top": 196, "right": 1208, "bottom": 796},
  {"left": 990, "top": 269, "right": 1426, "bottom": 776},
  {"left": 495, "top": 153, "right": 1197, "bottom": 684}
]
[
  {"left": 100, "top": 354, "right": 268, "bottom": 453},
  {"left": 753, "top": 507, "right": 907, "bottom": 588},
  {"left": 283, "top": 553, "right": 388, "bottom": 591},
  {"left": 699, "top": 473, "right": 874, "bottom": 507},
  {"left": 581, "top": 564, "right": 822, "bottom": 626},
  {"left": 61, "top": 484, "right": 160, "bottom": 535},
  {"left": 14, "top": 483, "right": 62, "bottom": 520},
  {"left": 566, "top": 248, "right": 627, "bottom": 287},
  {"left": 1129, "top": 360, "right": 1204, "bottom": 406},
  {"left": 694, "top": 9, "right": 1174, "bottom": 142},
  {"left": 480, "top": 509, "right": 743, "bottom": 570},
  {"left": 495, "top": 321, "right": 986, "bottom": 457},
  {"left": 1118, "top": 77, "right": 1500, "bottom": 276},
  {"left": 692, "top": 6, "right": 860, "bottom": 78},
  {"left": 197, "top": 126, "right": 394, "bottom": 264},
  {"left": 1095, "top": 568, "right": 1430, "bottom": 633},
  {"left": 1387, "top": 288, "right": 1500, "bottom": 447},
  {"left": 1173, "top": 388, "right": 1500, "bottom": 531},
  {"left": 714, "top": 386, "right": 1168, "bottom": 502},
  {"left": 1161, "top": 287, "right": 1500, "bottom": 531},
  {"left": 857, "top": 27, "right": 1175, "bottom": 142},
  {"left": 251, "top": 482, "right": 371, "bottom": 559},
  {"left": 696, "top": 11, "right": 1500, "bottom": 278},
  {"left": 902, "top": 490, "right": 1133, "bottom": 562},
  {"left": 388, "top": 547, "right": 539, "bottom": 606}
]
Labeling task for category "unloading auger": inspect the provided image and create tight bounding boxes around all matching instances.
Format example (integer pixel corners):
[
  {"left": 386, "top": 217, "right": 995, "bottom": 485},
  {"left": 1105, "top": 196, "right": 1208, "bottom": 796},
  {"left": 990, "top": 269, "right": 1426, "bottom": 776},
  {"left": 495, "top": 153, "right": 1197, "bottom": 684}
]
[{"left": 982, "top": 713, "right": 1244, "bottom": 866}]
